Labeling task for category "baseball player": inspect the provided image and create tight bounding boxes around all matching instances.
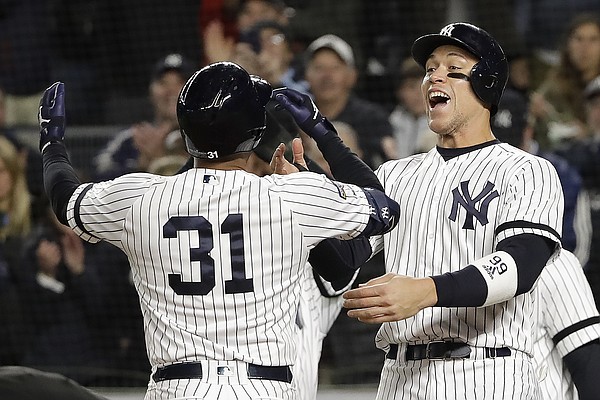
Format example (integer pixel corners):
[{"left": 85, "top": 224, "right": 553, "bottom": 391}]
[
  {"left": 291, "top": 270, "right": 355, "bottom": 400},
  {"left": 296, "top": 23, "right": 564, "bottom": 400},
  {"left": 38, "top": 62, "right": 399, "bottom": 400},
  {"left": 171, "top": 93, "right": 368, "bottom": 400},
  {"left": 533, "top": 249, "right": 600, "bottom": 400}
]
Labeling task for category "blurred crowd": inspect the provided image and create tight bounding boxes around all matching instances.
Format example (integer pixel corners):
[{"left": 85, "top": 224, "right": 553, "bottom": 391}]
[{"left": 2, "top": 0, "right": 600, "bottom": 387}]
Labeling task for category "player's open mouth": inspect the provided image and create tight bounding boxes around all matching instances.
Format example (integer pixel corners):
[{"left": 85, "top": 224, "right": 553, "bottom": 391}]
[{"left": 428, "top": 90, "right": 450, "bottom": 110}]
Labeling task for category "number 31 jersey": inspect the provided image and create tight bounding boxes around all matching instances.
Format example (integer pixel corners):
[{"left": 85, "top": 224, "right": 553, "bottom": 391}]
[{"left": 66, "top": 169, "right": 374, "bottom": 368}]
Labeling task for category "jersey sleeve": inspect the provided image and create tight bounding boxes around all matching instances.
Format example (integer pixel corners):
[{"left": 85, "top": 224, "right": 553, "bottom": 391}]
[
  {"left": 66, "top": 173, "right": 160, "bottom": 245},
  {"left": 538, "top": 251, "right": 600, "bottom": 358},
  {"left": 265, "top": 172, "right": 372, "bottom": 247},
  {"left": 367, "top": 163, "right": 393, "bottom": 256},
  {"left": 496, "top": 157, "right": 564, "bottom": 253}
]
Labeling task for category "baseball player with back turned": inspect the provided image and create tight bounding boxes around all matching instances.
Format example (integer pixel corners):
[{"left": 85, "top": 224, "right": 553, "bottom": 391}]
[
  {"left": 300, "top": 23, "right": 564, "bottom": 400},
  {"left": 532, "top": 249, "right": 600, "bottom": 400},
  {"left": 37, "top": 62, "right": 400, "bottom": 400},
  {"left": 172, "top": 94, "right": 374, "bottom": 400}
]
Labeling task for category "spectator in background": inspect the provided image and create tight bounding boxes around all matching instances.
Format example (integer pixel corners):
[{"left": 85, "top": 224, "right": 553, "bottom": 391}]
[
  {"left": 235, "top": 20, "right": 308, "bottom": 91},
  {"left": 555, "top": 75, "right": 600, "bottom": 311},
  {"left": 0, "top": 136, "right": 32, "bottom": 246},
  {"left": 15, "top": 207, "right": 148, "bottom": 387},
  {"left": 0, "top": 87, "right": 43, "bottom": 216},
  {"left": 237, "top": 0, "right": 290, "bottom": 32},
  {"left": 303, "top": 34, "right": 395, "bottom": 169},
  {"left": 0, "top": 135, "right": 32, "bottom": 366},
  {"left": 388, "top": 57, "right": 435, "bottom": 159},
  {"left": 18, "top": 211, "right": 105, "bottom": 385},
  {"left": 493, "top": 87, "right": 588, "bottom": 256},
  {"left": 202, "top": 0, "right": 292, "bottom": 65},
  {"left": 93, "top": 53, "right": 195, "bottom": 181},
  {"left": 529, "top": 13, "right": 600, "bottom": 151}
]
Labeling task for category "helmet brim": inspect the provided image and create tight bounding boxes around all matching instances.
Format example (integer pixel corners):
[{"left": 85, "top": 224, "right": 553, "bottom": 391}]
[{"left": 411, "top": 34, "right": 481, "bottom": 68}]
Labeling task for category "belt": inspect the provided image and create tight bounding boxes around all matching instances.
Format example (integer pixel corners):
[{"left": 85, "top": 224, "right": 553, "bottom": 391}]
[
  {"left": 386, "top": 342, "right": 511, "bottom": 361},
  {"left": 152, "top": 362, "right": 293, "bottom": 383}
]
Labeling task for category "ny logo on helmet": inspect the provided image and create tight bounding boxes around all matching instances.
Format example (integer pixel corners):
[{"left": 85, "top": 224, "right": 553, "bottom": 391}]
[
  {"left": 440, "top": 25, "right": 456, "bottom": 37},
  {"left": 449, "top": 180, "right": 499, "bottom": 230}
]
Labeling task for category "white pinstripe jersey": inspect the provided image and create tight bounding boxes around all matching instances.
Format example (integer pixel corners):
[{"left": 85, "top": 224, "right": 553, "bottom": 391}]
[
  {"left": 65, "top": 168, "right": 374, "bottom": 369},
  {"left": 370, "top": 142, "right": 563, "bottom": 355},
  {"left": 292, "top": 268, "right": 357, "bottom": 400},
  {"left": 533, "top": 249, "right": 600, "bottom": 400}
]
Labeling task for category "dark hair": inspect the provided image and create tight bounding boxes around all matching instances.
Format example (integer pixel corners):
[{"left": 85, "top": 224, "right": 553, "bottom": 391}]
[{"left": 550, "top": 12, "right": 600, "bottom": 118}]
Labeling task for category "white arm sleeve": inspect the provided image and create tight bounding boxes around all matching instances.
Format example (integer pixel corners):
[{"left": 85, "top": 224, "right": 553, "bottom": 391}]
[{"left": 470, "top": 251, "right": 518, "bottom": 307}]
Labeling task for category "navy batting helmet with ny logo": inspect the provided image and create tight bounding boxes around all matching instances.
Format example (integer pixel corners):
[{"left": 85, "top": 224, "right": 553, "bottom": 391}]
[{"left": 411, "top": 22, "right": 509, "bottom": 115}]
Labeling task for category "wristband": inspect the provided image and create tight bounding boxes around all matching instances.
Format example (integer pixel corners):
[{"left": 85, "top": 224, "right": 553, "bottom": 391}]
[{"left": 470, "top": 251, "right": 518, "bottom": 306}]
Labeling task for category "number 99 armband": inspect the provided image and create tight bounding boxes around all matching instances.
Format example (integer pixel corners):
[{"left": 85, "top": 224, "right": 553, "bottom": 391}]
[{"left": 470, "top": 251, "right": 518, "bottom": 306}]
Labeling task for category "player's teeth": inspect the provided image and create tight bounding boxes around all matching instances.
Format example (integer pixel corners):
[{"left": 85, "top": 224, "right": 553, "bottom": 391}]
[{"left": 429, "top": 91, "right": 449, "bottom": 99}]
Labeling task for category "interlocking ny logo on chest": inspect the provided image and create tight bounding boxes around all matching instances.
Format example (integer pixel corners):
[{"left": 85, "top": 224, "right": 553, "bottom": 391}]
[{"left": 449, "top": 180, "right": 499, "bottom": 230}]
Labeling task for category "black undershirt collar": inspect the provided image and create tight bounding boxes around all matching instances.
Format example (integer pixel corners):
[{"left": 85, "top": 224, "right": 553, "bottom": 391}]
[{"left": 436, "top": 139, "right": 500, "bottom": 161}]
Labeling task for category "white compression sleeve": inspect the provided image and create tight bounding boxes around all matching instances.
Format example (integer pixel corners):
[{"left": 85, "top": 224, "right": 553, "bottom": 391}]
[{"left": 470, "top": 251, "right": 518, "bottom": 307}]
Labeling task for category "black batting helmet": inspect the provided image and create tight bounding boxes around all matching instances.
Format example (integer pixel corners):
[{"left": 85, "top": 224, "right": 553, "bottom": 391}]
[
  {"left": 177, "top": 62, "right": 272, "bottom": 159},
  {"left": 411, "top": 22, "right": 509, "bottom": 115}
]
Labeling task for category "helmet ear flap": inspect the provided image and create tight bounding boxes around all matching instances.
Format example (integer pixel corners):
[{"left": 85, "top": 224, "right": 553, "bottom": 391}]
[
  {"left": 251, "top": 75, "right": 273, "bottom": 105},
  {"left": 180, "top": 129, "right": 204, "bottom": 158},
  {"left": 470, "top": 59, "right": 504, "bottom": 113}
]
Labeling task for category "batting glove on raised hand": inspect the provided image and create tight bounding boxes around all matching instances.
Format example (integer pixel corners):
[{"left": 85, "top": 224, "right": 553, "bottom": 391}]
[
  {"left": 38, "top": 81, "right": 66, "bottom": 152},
  {"left": 271, "top": 87, "right": 336, "bottom": 140}
]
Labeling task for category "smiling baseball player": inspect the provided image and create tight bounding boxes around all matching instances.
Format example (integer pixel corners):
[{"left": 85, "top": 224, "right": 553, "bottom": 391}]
[
  {"left": 38, "top": 62, "right": 399, "bottom": 400},
  {"left": 296, "top": 23, "right": 565, "bottom": 400}
]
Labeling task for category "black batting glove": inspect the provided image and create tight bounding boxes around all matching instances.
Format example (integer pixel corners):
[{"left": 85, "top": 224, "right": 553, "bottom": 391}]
[
  {"left": 271, "top": 87, "right": 336, "bottom": 141},
  {"left": 38, "top": 81, "right": 66, "bottom": 152}
]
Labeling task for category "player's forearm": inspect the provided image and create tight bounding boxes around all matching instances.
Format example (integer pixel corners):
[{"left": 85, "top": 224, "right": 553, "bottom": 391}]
[
  {"left": 563, "top": 339, "right": 600, "bottom": 400},
  {"left": 309, "top": 236, "right": 372, "bottom": 287},
  {"left": 432, "top": 234, "right": 554, "bottom": 307},
  {"left": 314, "top": 134, "right": 383, "bottom": 191},
  {"left": 271, "top": 87, "right": 382, "bottom": 189},
  {"left": 42, "top": 143, "right": 81, "bottom": 225}
]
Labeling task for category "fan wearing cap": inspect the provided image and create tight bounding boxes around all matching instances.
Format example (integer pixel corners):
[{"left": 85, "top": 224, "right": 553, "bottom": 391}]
[
  {"left": 303, "top": 34, "right": 395, "bottom": 169},
  {"left": 93, "top": 53, "right": 196, "bottom": 181},
  {"left": 310, "top": 22, "right": 567, "bottom": 399}
]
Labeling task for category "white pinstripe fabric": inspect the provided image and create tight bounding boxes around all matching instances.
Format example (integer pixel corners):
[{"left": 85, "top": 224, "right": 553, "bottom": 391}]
[
  {"left": 376, "top": 355, "right": 540, "bottom": 400},
  {"left": 369, "top": 143, "right": 564, "bottom": 399},
  {"left": 533, "top": 249, "right": 600, "bottom": 400},
  {"left": 65, "top": 169, "right": 375, "bottom": 399},
  {"left": 144, "top": 377, "right": 295, "bottom": 400},
  {"left": 291, "top": 268, "right": 352, "bottom": 400}
]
